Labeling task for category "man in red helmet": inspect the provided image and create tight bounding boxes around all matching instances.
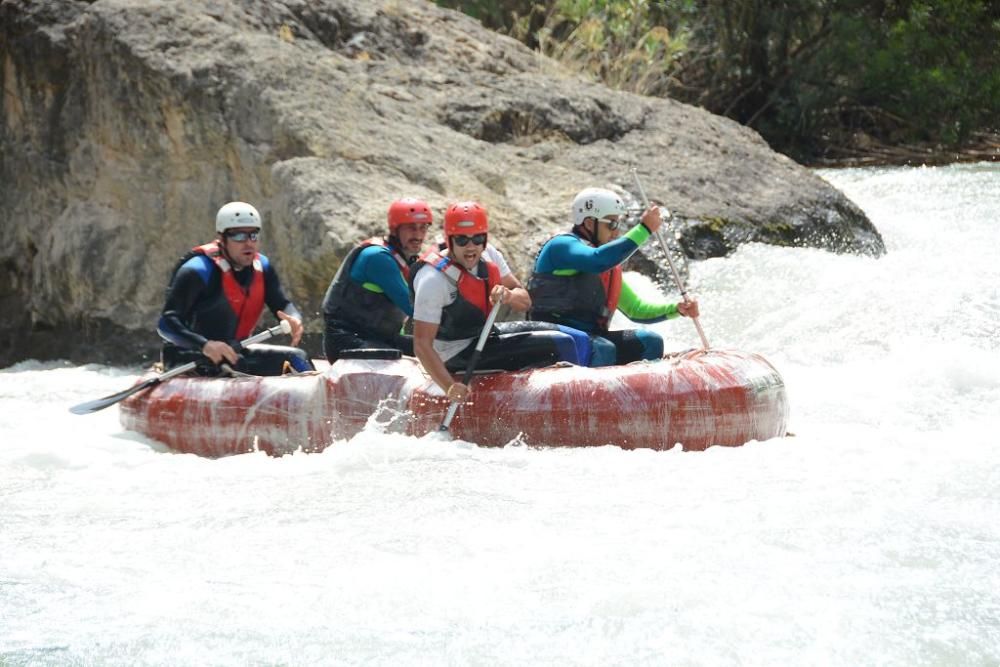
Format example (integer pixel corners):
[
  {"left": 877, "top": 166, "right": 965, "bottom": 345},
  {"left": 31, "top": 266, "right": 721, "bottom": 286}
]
[
  {"left": 322, "top": 198, "right": 432, "bottom": 362},
  {"left": 411, "top": 202, "right": 582, "bottom": 404}
]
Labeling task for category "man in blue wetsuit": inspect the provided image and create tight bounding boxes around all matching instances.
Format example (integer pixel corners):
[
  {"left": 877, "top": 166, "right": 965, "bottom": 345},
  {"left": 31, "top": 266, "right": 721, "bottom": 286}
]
[
  {"left": 321, "top": 198, "right": 432, "bottom": 362},
  {"left": 158, "top": 201, "right": 314, "bottom": 376},
  {"left": 528, "top": 187, "right": 699, "bottom": 366}
]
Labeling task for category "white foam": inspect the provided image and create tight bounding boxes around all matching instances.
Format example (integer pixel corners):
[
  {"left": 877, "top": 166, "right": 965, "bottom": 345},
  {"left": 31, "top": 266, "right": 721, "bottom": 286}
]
[{"left": 2, "top": 163, "right": 999, "bottom": 664}]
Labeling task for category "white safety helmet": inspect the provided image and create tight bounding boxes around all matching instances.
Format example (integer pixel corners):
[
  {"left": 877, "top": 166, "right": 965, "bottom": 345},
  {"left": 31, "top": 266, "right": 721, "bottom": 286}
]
[
  {"left": 571, "top": 188, "right": 627, "bottom": 227},
  {"left": 215, "top": 201, "right": 262, "bottom": 233}
]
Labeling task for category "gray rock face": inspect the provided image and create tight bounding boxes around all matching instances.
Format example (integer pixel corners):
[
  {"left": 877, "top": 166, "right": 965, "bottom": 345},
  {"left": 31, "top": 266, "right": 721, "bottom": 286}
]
[{"left": 0, "top": 0, "right": 884, "bottom": 366}]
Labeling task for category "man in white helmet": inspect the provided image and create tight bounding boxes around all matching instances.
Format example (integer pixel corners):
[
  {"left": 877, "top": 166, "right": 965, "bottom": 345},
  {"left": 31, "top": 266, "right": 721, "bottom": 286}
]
[
  {"left": 527, "top": 188, "right": 698, "bottom": 366},
  {"left": 157, "top": 201, "right": 314, "bottom": 376}
]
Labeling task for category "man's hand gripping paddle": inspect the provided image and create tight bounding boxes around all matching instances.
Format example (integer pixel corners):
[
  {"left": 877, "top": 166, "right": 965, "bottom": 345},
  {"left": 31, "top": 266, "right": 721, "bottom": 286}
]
[
  {"left": 69, "top": 320, "right": 293, "bottom": 415},
  {"left": 438, "top": 301, "right": 503, "bottom": 433},
  {"left": 631, "top": 168, "right": 710, "bottom": 350}
]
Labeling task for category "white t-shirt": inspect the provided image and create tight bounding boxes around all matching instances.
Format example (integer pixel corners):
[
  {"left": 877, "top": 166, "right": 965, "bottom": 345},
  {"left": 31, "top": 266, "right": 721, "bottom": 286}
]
[
  {"left": 412, "top": 265, "right": 476, "bottom": 362},
  {"left": 483, "top": 244, "right": 512, "bottom": 279}
]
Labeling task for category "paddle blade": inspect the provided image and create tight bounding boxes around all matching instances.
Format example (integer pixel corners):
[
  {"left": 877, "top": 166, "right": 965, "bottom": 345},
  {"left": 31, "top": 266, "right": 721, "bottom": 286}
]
[{"left": 68, "top": 378, "right": 158, "bottom": 415}]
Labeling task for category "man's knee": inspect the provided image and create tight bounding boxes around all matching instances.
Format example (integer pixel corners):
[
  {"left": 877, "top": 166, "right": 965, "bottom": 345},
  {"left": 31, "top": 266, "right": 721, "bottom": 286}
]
[
  {"left": 553, "top": 325, "right": 592, "bottom": 365},
  {"left": 589, "top": 336, "right": 617, "bottom": 367},
  {"left": 634, "top": 330, "right": 663, "bottom": 360},
  {"left": 609, "top": 329, "right": 662, "bottom": 364},
  {"left": 240, "top": 344, "right": 314, "bottom": 375},
  {"left": 286, "top": 347, "right": 315, "bottom": 372},
  {"left": 323, "top": 327, "right": 365, "bottom": 362}
]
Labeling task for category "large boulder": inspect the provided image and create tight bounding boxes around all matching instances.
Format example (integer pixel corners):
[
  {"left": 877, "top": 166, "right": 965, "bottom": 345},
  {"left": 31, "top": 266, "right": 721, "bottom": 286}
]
[{"left": 0, "top": 0, "right": 885, "bottom": 365}]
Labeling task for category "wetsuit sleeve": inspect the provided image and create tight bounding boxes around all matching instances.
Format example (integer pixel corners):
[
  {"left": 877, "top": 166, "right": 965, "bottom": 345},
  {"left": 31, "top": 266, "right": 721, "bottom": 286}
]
[
  {"left": 157, "top": 260, "right": 212, "bottom": 350},
  {"left": 262, "top": 259, "right": 302, "bottom": 321},
  {"left": 542, "top": 228, "right": 649, "bottom": 274},
  {"left": 351, "top": 246, "right": 414, "bottom": 317},
  {"left": 616, "top": 278, "right": 679, "bottom": 323}
]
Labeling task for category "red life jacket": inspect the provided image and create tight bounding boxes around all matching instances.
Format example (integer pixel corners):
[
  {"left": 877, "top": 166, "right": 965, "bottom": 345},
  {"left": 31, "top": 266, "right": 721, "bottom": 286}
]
[
  {"left": 602, "top": 264, "right": 623, "bottom": 322},
  {"left": 193, "top": 241, "right": 265, "bottom": 339},
  {"left": 413, "top": 249, "right": 501, "bottom": 340}
]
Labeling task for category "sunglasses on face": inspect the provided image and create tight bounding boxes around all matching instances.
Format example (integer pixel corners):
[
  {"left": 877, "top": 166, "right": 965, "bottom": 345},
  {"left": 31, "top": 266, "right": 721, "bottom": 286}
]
[
  {"left": 600, "top": 216, "right": 624, "bottom": 231},
  {"left": 225, "top": 230, "right": 260, "bottom": 242},
  {"left": 452, "top": 233, "right": 487, "bottom": 247}
]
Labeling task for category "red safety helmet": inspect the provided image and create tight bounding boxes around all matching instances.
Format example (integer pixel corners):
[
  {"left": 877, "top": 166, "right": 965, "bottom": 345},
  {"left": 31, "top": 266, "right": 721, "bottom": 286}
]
[
  {"left": 387, "top": 198, "right": 433, "bottom": 232},
  {"left": 444, "top": 201, "right": 488, "bottom": 237}
]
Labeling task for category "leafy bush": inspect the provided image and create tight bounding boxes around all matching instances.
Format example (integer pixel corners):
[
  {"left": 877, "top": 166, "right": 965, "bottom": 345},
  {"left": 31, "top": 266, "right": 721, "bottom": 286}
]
[{"left": 436, "top": 0, "right": 1000, "bottom": 162}]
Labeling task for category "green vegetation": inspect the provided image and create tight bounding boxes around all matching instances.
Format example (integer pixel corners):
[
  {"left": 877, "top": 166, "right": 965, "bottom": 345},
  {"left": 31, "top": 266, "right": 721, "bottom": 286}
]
[{"left": 435, "top": 0, "right": 1000, "bottom": 164}]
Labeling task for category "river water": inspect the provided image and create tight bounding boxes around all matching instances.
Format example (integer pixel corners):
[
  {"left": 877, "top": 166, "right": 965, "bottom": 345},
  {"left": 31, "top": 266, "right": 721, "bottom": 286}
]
[{"left": 2, "top": 163, "right": 998, "bottom": 665}]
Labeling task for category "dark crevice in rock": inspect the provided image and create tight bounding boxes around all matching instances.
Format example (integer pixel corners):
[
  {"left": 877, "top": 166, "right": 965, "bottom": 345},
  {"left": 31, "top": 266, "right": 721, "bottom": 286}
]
[
  {"left": 680, "top": 219, "right": 733, "bottom": 260},
  {"left": 0, "top": 316, "right": 161, "bottom": 368},
  {"left": 285, "top": 4, "right": 428, "bottom": 61},
  {"left": 470, "top": 108, "right": 571, "bottom": 145},
  {"left": 443, "top": 98, "right": 640, "bottom": 146}
]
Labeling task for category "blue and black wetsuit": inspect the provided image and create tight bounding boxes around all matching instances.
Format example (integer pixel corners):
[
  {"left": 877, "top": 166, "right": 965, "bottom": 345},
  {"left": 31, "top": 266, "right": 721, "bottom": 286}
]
[
  {"left": 529, "top": 225, "right": 680, "bottom": 366},
  {"left": 158, "top": 246, "right": 313, "bottom": 376},
  {"left": 321, "top": 238, "right": 415, "bottom": 361}
]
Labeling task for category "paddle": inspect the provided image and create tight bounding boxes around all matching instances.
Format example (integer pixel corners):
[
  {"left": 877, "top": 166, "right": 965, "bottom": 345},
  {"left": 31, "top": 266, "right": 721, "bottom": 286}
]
[
  {"left": 69, "top": 319, "right": 293, "bottom": 415},
  {"left": 631, "top": 168, "right": 710, "bottom": 350},
  {"left": 438, "top": 300, "right": 503, "bottom": 433}
]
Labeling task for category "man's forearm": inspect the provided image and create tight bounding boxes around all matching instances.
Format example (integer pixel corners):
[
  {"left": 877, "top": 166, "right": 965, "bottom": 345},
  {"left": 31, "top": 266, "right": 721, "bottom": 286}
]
[{"left": 414, "top": 338, "right": 455, "bottom": 393}]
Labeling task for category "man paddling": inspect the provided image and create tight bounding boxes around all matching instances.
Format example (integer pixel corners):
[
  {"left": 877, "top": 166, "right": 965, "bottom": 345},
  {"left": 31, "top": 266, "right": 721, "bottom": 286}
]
[
  {"left": 158, "top": 201, "right": 314, "bottom": 376},
  {"left": 321, "top": 197, "right": 431, "bottom": 362},
  {"left": 528, "top": 187, "right": 699, "bottom": 366},
  {"left": 434, "top": 228, "right": 593, "bottom": 364},
  {"left": 411, "top": 201, "right": 579, "bottom": 403}
]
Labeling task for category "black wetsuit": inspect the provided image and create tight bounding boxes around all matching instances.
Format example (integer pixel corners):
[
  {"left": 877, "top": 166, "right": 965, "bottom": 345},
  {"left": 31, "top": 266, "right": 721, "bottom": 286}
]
[{"left": 158, "top": 250, "right": 314, "bottom": 376}]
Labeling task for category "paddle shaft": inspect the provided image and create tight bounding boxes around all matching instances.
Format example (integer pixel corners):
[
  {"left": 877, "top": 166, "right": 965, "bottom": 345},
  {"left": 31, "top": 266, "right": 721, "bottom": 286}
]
[
  {"left": 156, "top": 322, "right": 288, "bottom": 376},
  {"left": 69, "top": 320, "right": 291, "bottom": 415},
  {"left": 631, "top": 169, "right": 710, "bottom": 349},
  {"left": 439, "top": 301, "right": 503, "bottom": 432}
]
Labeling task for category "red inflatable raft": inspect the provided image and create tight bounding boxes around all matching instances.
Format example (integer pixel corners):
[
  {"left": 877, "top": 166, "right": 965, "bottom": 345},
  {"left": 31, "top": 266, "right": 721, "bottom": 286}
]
[{"left": 118, "top": 349, "right": 789, "bottom": 457}]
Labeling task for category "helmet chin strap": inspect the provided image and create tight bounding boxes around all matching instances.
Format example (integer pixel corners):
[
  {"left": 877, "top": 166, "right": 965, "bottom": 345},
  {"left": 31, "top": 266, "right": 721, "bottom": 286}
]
[
  {"left": 576, "top": 220, "right": 599, "bottom": 245},
  {"left": 387, "top": 234, "right": 416, "bottom": 263},
  {"left": 217, "top": 234, "right": 237, "bottom": 267}
]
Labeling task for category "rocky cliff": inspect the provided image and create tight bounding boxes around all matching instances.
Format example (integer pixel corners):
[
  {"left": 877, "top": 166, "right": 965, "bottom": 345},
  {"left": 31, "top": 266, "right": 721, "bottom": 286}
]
[{"left": 0, "top": 0, "right": 885, "bottom": 366}]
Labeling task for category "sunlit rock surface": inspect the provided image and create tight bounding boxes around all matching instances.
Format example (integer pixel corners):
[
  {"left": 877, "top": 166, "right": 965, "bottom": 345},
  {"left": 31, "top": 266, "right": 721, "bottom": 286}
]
[{"left": 0, "top": 0, "right": 884, "bottom": 364}]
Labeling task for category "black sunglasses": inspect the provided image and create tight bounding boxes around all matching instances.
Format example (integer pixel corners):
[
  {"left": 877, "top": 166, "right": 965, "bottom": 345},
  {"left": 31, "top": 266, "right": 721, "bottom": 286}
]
[
  {"left": 452, "top": 233, "right": 487, "bottom": 247},
  {"left": 225, "top": 231, "right": 260, "bottom": 242}
]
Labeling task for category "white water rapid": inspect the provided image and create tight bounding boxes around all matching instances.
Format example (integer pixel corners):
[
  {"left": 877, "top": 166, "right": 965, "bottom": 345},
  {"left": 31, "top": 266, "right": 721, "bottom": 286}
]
[{"left": 2, "top": 163, "right": 998, "bottom": 665}]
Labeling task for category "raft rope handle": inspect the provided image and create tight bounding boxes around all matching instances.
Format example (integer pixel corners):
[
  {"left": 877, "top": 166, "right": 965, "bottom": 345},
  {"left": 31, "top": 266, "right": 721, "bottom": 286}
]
[{"left": 631, "top": 168, "right": 710, "bottom": 350}]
